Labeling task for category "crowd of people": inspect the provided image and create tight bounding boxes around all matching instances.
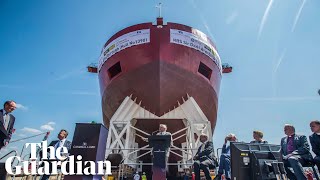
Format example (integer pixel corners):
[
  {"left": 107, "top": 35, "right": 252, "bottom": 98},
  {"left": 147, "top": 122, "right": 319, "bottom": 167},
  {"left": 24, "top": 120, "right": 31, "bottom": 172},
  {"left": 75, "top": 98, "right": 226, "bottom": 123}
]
[
  {"left": 193, "top": 122, "right": 320, "bottom": 180},
  {"left": 2, "top": 100, "right": 320, "bottom": 180}
]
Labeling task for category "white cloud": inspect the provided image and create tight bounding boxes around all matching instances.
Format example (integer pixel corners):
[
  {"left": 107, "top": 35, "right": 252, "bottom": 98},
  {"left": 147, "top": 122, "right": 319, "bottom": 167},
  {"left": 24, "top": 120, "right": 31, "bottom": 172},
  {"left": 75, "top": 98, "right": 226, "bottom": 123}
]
[
  {"left": 21, "top": 127, "right": 42, "bottom": 134},
  {"left": 226, "top": 11, "right": 238, "bottom": 25},
  {"left": 15, "top": 103, "right": 28, "bottom": 111},
  {"left": 17, "top": 134, "right": 26, "bottom": 137},
  {"left": 40, "top": 122, "right": 56, "bottom": 131},
  {"left": 55, "top": 68, "right": 86, "bottom": 81},
  {"left": 48, "top": 122, "right": 56, "bottom": 125},
  {"left": 40, "top": 124, "right": 54, "bottom": 131}
]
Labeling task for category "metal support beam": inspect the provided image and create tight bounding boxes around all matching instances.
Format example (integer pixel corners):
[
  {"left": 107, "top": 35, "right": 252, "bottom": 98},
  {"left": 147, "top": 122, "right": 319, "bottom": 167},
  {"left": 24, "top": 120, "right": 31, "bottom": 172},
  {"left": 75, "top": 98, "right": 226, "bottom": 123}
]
[{"left": 105, "top": 95, "right": 213, "bottom": 171}]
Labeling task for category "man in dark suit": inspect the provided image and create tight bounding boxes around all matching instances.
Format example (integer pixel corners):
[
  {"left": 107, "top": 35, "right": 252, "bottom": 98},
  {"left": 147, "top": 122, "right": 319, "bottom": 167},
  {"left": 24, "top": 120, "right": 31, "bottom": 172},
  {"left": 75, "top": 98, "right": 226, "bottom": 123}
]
[
  {"left": 281, "top": 124, "right": 312, "bottom": 180},
  {"left": 156, "top": 124, "right": 171, "bottom": 136},
  {"left": 155, "top": 123, "right": 173, "bottom": 174},
  {"left": 0, "top": 100, "right": 16, "bottom": 149},
  {"left": 143, "top": 124, "right": 173, "bottom": 158},
  {"left": 309, "top": 120, "right": 320, "bottom": 170},
  {"left": 214, "top": 133, "right": 237, "bottom": 180},
  {"left": 156, "top": 124, "right": 172, "bottom": 158},
  {"left": 193, "top": 133, "right": 217, "bottom": 180},
  {"left": 40, "top": 129, "right": 72, "bottom": 180}
]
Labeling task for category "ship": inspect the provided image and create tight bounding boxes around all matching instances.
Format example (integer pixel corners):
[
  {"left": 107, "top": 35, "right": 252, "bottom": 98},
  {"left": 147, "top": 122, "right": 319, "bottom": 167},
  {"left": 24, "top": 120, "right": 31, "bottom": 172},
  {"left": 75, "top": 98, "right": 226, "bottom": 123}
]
[{"left": 93, "top": 17, "right": 228, "bottom": 178}]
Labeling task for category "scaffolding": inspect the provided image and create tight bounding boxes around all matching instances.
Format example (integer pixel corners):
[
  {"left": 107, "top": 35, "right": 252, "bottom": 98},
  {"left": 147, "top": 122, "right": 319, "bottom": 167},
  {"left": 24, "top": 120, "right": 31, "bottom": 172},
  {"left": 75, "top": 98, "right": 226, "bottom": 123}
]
[{"left": 105, "top": 94, "right": 213, "bottom": 173}]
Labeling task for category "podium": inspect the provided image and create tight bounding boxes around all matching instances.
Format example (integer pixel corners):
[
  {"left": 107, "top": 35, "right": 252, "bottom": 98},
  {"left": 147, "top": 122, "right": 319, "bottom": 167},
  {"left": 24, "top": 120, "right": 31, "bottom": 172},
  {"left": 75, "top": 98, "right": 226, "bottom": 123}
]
[
  {"left": 148, "top": 135, "right": 171, "bottom": 180},
  {"left": 64, "top": 123, "right": 108, "bottom": 180}
]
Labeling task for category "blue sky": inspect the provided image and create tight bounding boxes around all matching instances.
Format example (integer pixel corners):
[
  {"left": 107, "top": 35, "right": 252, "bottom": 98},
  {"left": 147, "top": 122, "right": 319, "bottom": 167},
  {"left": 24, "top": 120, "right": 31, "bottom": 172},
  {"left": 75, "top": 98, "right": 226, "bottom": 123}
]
[{"left": 1, "top": 0, "right": 319, "bottom": 159}]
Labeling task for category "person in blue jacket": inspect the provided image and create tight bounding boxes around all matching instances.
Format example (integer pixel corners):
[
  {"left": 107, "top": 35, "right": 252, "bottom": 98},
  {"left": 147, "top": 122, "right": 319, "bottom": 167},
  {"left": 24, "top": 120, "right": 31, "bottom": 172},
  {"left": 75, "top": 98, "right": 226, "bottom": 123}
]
[{"left": 214, "top": 133, "right": 237, "bottom": 180}]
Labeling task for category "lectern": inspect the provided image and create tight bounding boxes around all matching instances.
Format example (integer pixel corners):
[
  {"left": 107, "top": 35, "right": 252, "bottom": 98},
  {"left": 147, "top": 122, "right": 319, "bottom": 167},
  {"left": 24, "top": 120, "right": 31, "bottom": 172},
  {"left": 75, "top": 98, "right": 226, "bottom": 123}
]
[
  {"left": 148, "top": 135, "right": 171, "bottom": 180},
  {"left": 64, "top": 123, "right": 108, "bottom": 180}
]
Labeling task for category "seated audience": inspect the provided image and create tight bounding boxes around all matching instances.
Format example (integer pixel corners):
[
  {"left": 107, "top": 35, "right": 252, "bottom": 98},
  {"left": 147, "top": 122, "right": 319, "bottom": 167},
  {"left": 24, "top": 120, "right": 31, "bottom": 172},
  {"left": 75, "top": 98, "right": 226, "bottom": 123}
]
[
  {"left": 193, "top": 133, "right": 217, "bottom": 180},
  {"left": 250, "top": 130, "right": 268, "bottom": 144},
  {"left": 309, "top": 120, "right": 320, "bottom": 170},
  {"left": 214, "top": 133, "right": 237, "bottom": 180},
  {"left": 281, "top": 124, "right": 312, "bottom": 180}
]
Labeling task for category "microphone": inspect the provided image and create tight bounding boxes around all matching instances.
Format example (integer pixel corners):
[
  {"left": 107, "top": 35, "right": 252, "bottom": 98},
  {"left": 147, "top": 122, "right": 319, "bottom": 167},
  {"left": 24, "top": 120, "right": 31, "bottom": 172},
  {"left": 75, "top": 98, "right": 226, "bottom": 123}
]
[{"left": 152, "top": 130, "right": 160, "bottom": 135}]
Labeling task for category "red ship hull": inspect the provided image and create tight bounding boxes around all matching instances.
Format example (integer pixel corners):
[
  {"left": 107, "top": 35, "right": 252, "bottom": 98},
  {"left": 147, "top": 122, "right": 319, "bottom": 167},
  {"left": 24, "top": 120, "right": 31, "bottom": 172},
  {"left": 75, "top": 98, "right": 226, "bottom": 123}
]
[{"left": 98, "top": 22, "right": 222, "bottom": 133}]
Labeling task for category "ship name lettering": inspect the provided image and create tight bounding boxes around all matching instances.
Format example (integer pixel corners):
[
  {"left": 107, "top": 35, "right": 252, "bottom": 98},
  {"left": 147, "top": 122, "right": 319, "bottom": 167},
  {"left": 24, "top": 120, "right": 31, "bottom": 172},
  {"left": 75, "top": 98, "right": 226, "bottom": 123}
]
[
  {"left": 173, "top": 38, "right": 182, "bottom": 44},
  {"left": 190, "top": 43, "right": 200, "bottom": 49}
]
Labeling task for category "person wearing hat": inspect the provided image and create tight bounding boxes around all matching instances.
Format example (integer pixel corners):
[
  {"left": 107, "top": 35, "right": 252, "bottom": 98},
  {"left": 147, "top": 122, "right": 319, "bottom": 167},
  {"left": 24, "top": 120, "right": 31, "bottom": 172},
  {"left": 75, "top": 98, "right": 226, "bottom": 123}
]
[
  {"left": 214, "top": 133, "right": 237, "bottom": 180},
  {"left": 193, "top": 133, "right": 217, "bottom": 180}
]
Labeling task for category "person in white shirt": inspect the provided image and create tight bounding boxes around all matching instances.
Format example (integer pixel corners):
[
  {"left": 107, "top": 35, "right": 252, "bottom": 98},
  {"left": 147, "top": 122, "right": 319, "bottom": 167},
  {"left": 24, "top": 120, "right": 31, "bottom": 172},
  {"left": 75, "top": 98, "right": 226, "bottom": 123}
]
[
  {"left": 156, "top": 124, "right": 172, "bottom": 156},
  {"left": 156, "top": 124, "right": 171, "bottom": 136}
]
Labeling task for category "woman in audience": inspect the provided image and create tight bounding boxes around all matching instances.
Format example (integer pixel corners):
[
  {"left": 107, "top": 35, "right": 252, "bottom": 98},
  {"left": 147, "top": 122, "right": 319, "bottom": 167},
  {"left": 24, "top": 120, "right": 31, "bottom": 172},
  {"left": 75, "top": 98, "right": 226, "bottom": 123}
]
[{"left": 250, "top": 130, "right": 268, "bottom": 144}]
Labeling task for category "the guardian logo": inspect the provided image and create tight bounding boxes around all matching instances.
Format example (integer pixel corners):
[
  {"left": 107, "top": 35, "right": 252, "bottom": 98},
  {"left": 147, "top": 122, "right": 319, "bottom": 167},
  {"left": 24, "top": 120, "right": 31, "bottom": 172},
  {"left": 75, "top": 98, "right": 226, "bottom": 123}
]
[{"left": 5, "top": 141, "right": 111, "bottom": 175}]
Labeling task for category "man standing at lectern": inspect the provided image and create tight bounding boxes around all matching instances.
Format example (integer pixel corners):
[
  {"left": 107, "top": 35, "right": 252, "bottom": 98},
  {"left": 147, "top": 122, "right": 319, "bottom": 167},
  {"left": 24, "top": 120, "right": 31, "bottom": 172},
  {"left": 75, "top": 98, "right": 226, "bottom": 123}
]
[
  {"left": 0, "top": 100, "right": 16, "bottom": 149},
  {"left": 156, "top": 124, "right": 171, "bottom": 136},
  {"left": 193, "top": 133, "right": 217, "bottom": 180},
  {"left": 156, "top": 124, "right": 172, "bottom": 165}
]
